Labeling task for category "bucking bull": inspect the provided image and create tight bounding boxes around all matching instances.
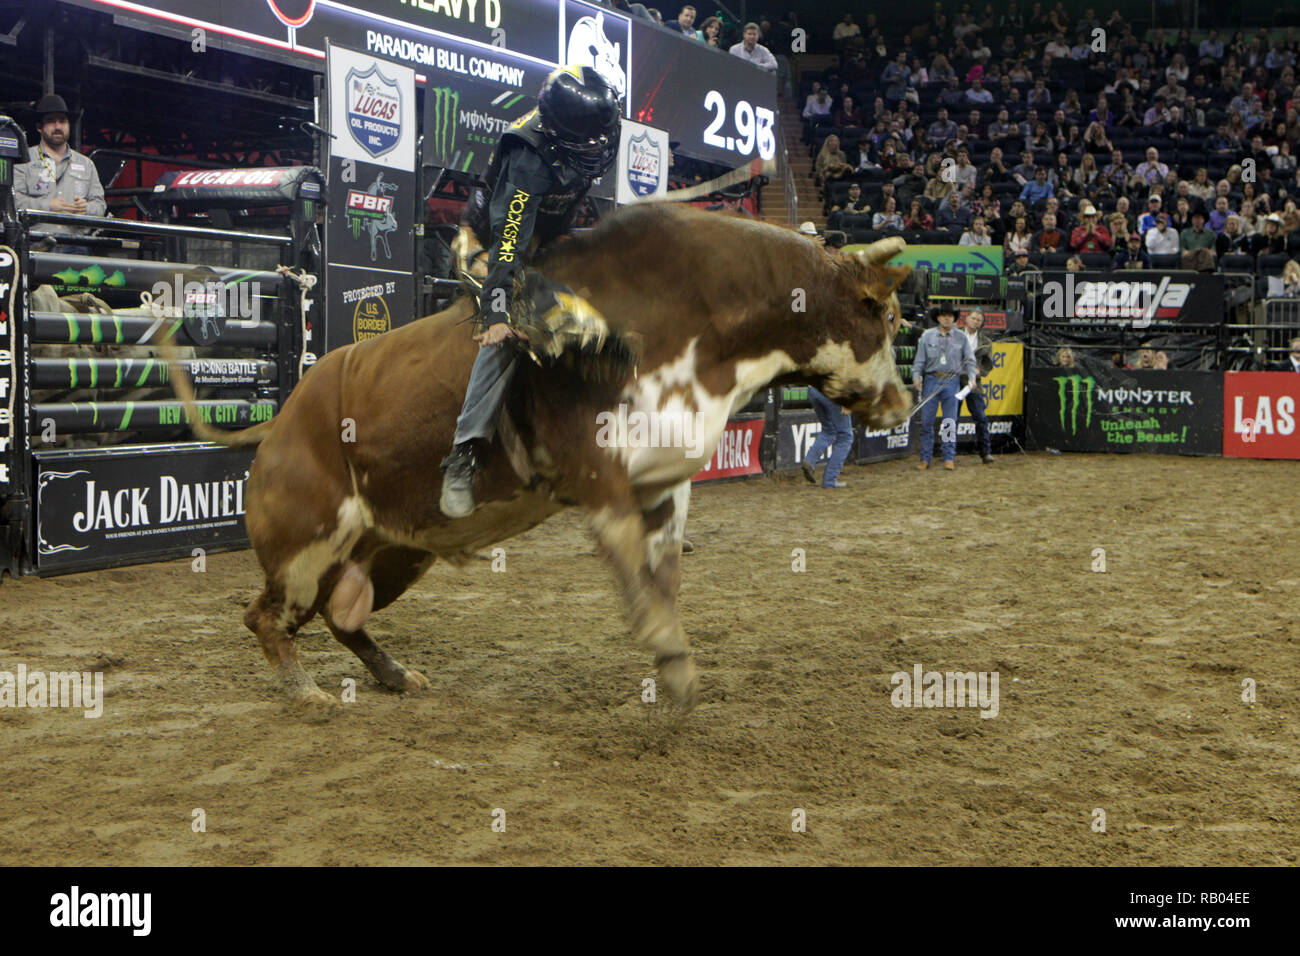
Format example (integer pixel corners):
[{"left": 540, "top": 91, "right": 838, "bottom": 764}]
[{"left": 170, "top": 204, "right": 913, "bottom": 710}]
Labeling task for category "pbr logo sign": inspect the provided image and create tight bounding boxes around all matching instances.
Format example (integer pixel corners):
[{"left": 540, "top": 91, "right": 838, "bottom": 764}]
[
  {"left": 625, "top": 131, "right": 662, "bottom": 197},
  {"left": 345, "top": 172, "right": 399, "bottom": 262},
  {"left": 346, "top": 63, "right": 403, "bottom": 159}
]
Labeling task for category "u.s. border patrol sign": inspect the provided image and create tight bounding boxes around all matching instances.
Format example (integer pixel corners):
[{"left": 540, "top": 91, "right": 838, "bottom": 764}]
[
  {"left": 326, "top": 43, "right": 416, "bottom": 172},
  {"left": 615, "top": 120, "right": 669, "bottom": 205}
]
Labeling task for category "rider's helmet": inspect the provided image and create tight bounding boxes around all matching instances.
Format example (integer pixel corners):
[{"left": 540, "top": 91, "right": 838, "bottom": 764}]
[{"left": 537, "top": 66, "right": 621, "bottom": 178}]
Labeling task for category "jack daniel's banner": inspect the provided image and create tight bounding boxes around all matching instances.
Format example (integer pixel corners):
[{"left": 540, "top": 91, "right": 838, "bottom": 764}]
[
  {"left": 324, "top": 43, "right": 418, "bottom": 352},
  {"left": 1026, "top": 368, "right": 1223, "bottom": 456},
  {"left": 33, "top": 446, "right": 255, "bottom": 573}
]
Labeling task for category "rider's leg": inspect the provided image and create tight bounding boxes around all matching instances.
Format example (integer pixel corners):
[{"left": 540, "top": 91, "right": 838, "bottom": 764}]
[{"left": 439, "top": 341, "right": 519, "bottom": 519}]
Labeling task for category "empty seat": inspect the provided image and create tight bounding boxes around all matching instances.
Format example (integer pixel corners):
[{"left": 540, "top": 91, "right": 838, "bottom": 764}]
[
  {"left": 1258, "top": 253, "right": 1290, "bottom": 275},
  {"left": 1218, "top": 253, "right": 1256, "bottom": 273}
]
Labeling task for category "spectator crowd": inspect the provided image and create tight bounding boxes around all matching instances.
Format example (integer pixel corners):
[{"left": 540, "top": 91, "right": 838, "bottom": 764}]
[{"left": 799, "top": 4, "right": 1300, "bottom": 278}]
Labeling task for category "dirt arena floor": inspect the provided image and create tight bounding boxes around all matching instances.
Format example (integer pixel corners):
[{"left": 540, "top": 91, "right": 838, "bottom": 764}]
[{"left": 1, "top": 451, "right": 1297, "bottom": 866}]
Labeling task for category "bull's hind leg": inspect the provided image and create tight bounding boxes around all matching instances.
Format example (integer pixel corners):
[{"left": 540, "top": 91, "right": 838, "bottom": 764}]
[
  {"left": 589, "top": 498, "right": 699, "bottom": 712},
  {"left": 322, "top": 616, "right": 431, "bottom": 694},
  {"left": 244, "top": 589, "right": 335, "bottom": 707},
  {"left": 324, "top": 548, "right": 433, "bottom": 694}
]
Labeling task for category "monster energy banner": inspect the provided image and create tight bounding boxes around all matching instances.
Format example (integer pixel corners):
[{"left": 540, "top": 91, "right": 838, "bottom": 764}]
[
  {"left": 1026, "top": 368, "right": 1223, "bottom": 455},
  {"left": 32, "top": 444, "right": 255, "bottom": 574},
  {"left": 324, "top": 44, "right": 418, "bottom": 351},
  {"left": 424, "top": 76, "right": 538, "bottom": 176}
]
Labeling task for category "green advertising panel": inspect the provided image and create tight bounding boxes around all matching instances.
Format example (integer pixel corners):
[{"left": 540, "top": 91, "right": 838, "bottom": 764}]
[{"left": 843, "top": 243, "right": 1003, "bottom": 276}]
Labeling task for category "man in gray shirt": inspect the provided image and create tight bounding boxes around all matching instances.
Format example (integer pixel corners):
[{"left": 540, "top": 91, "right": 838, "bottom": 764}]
[
  {"left": 729, "top": 23, "right": 778, "bottom": 71},
  {"left": 14, "top": 94, "right": 106, "bottom": 247},
  {"left": 913, "top": 303, "right": 976, "bottom": 470}
]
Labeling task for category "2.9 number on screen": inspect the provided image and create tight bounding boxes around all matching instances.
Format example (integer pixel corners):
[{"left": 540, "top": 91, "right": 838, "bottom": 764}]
[{"left": 702, "top": 91, "right": 775, "bottom": 161}]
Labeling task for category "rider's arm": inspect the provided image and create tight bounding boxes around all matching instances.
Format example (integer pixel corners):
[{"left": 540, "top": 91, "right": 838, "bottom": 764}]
[{"left": 479, "top": 143, "right": 555, "bottom": 327}]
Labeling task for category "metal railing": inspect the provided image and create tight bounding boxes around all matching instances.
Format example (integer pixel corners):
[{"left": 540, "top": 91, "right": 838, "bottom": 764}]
[{"left": 776, "top": 109, "right": 797, "bottom": 227}]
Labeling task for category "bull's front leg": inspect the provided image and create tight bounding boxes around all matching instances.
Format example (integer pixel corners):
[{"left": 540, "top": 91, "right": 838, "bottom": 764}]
[{"left": 587, "top": 502, "right": 699, "bottom": 712}]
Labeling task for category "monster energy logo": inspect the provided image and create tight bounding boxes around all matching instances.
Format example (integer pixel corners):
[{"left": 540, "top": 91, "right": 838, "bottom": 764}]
[
  {"left": 1055, "top": 375, "right": 1096, "bottom": 434},
  {"left": 428, "top": 87, "right": 460, "bottom": 162},
  {"left": 52, "top": 264, "right": 127, "bottom": 288},
  {"left": 0, "top": 158, "right": 8, "bottom": 182}
]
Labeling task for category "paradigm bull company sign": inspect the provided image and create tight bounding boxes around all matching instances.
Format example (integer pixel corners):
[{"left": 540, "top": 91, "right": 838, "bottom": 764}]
[
  {"left": 1025, "top": 368, "right": 1223, "bottom": 455},
  {"left": 34, "top": 446, "right": 255, "bottom": 572}
]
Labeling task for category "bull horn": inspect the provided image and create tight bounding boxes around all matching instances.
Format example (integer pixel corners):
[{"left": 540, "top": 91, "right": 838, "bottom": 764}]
[{"left": 853, "top": 236, "right": 906, "bottom": 266}]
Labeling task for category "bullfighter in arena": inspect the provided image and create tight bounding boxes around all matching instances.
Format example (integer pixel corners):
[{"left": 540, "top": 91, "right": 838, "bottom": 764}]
[{"left": 440, "top": 65, "right": 624, "bottom": 519}]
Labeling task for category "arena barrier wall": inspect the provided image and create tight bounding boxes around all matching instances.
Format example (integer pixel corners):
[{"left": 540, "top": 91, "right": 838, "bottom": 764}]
[{"left": 0, "top": 168, "right": 323, "bottom": 578}]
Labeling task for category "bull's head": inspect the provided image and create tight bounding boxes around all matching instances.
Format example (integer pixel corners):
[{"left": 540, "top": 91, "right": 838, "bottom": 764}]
[{"left": 802, "top": 237, "right": 913, "bottom": 430}]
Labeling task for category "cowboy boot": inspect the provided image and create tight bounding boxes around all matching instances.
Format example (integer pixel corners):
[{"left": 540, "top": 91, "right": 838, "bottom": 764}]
[{"left": 439, "top": 441, "right": 478, "bottom": 519}]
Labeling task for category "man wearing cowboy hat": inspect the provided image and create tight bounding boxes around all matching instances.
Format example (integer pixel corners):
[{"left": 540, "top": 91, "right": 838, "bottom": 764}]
[
  {"left": 1069, "top": 200, "right": 1112, "bottom": 253},
  {"left": 797, "top": 220, "right": 824, "bottom": 244},
  {"left": 913, "top": 303, "right": 976, "bottom": 471},
  {"left": 13, "top": 93, "right": 106, "bottom": 245},
  {"left": 705, "top": 183, "right": 754, "bottom": 217}
]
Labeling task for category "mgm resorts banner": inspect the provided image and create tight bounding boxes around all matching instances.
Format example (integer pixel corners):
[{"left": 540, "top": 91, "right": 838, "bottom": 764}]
[
  {"left": 33, "top": 446, "right": 255, "bottom": 573},
  {"left": 1026, "top": 368, "right": 1223, "bottom": 455},
  {"left": 325, "top": 43, "right": 418, "bottom": 352}
]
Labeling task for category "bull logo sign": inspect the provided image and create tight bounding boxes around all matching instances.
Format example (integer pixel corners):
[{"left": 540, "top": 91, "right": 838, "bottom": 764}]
[
  {"left": 625, "top": 132, "right": 661, "bottom": 197},
  {"left": 346, "top": 64, "right": 403, "bottom": 159},
  {"left": 567, "top": 13, "right": 626, "bottom": 98}
]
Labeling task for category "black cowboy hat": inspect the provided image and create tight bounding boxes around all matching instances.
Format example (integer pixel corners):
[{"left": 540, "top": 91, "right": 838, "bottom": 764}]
[
  {"left": 928, "top": 303, "right": 957, "bottom": 321},
  {"left": 33, "top": 94, "right": 70, "bottom": 119}
]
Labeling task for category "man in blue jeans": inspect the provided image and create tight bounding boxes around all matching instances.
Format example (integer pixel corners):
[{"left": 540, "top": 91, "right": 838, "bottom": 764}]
[
  {"left": 914, "top": 303, "right": 976, "bottom": 471},
  {"left": 801, "top": 386, "right": 854, "bottom": 488},
  {"left": 961, "top": 309, "right": 997, "bottom": 464}
]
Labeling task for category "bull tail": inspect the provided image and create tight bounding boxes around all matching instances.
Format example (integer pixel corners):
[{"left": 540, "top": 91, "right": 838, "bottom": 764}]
[{"left": 160, "top": 336, "right": 274, "bottom": 448}]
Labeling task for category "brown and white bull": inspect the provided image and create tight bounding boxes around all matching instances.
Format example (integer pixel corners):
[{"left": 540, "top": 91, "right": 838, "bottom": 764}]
[{"left": 176, "top": 204, "right": 912, "bottom": 710}]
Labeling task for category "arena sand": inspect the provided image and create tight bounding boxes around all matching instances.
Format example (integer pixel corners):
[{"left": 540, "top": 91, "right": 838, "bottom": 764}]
[{"left": 1, "top": 452, "right": 1297, "bottom": 865}]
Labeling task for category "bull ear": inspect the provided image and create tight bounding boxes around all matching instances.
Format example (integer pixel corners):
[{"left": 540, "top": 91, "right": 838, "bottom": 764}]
[{"left": 863, "top": 261, "right": 913, "bottom": 302}]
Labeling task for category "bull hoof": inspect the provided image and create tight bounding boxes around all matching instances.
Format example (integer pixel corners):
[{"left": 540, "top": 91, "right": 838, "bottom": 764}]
[
  {"left": 658, "top": 654, "right": 699, "bottom": 715},
  {"left": 292, "top": 687, "right": 340, "bottom": 709},
  {"left": 392, "top": 667, "right": 432, "bottom": 694}
]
